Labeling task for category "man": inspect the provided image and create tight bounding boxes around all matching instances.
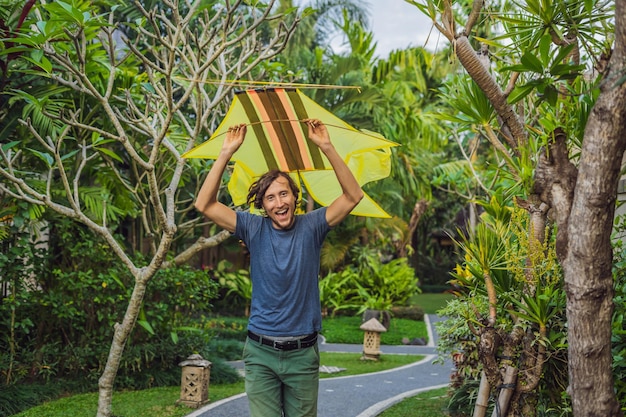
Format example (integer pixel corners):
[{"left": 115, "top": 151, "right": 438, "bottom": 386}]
[{"left": 194, "top": 119, "right": 363, "bottom": 417}]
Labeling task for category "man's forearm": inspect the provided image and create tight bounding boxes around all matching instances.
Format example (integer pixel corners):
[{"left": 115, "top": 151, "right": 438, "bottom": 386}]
[{"left": 194, "top": 151, "right": 231, "bottom": 213}]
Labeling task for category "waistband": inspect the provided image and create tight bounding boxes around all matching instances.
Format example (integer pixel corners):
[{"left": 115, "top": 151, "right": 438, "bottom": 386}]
[{"left": 247, "top": 330, "right": 318, "bottom": 351}]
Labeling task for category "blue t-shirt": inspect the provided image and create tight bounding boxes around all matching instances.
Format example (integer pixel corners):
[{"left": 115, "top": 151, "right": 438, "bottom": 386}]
[{"left": 235, "top": 208, "right": 330, "bottom": 337}]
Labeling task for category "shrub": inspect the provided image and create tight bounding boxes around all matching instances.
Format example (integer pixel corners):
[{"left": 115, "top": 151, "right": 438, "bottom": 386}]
[
  {"left": 319, "top": 256, "right": 420, "bottom": 316},
  {"left": 390, "top": 305, "right": 425, "bottom": 321},
  {"left": 0, "top": 215, "right": 224, "bottom": 413}
]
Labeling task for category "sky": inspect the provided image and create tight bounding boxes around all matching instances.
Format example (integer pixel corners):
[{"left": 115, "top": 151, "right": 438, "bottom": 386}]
[
  {"left": 327, "top": 0, "right": 448, "bottom": 57},
  {"left": 367, "top": 0, "right": 444, "bottom": 57}
]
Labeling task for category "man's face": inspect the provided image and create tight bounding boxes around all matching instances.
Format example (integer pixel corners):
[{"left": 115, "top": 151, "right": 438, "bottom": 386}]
[{"left": 262, "top": 176, "right": 296, "bottom": 230}]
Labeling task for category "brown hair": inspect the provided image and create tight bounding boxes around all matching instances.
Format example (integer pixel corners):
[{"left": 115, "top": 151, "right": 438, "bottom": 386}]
[{"left": 246, "top": 170, "right": 300, "bottom": 211}]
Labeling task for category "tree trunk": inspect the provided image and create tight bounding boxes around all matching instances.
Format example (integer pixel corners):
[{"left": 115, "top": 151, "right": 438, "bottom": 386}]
[
  {"left": 398, "top": 199, "right": 428, "bottom": 257},
  {"left": 97, "top": 277, "right": 149, "bottom": 417},
  {"left": 563, "top": 2, "right": 626, "bottom": 414}
]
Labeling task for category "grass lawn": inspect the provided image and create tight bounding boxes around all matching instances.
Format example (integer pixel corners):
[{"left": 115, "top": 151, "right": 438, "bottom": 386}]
[
  {"left": 14, "top": 352, "right": 424, "bottom": 417},
  {"left": 378, "top": 386, "right": 449, "bottom": 417},
  {"left": 321, "top": 315, "right": 428, "bottom": 345},
  {"left": 411, "top": 292, "right": 455, "bottom": 314},
  {"left": 319, "top": 352, "right": 423, "bottom": 378},
  {"left": 12, "top": 384, "right": 244, "bottom": 417}
]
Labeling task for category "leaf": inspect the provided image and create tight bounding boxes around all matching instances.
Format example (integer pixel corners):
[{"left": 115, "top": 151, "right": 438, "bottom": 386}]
[
  {"left": 543, "top": 85, "right": 558, "bottom": 107},
  {"left": 60, "top": 149, "right": 80, "bottom": 161},
  {"left": 138, "top": 320, "right": 155, "bottom": 335},
  {"left": 97, "top": 147, "right": 124, "bottom": 162},
  {"left": 538, "top": 34, "right": 552, "bottom": 67},
  {"left": 520, "top": 51, "right": 544, "bottom": 73},
  {"left": 473, "top": 36, "right": 503, "bottom": 48},
  {"left": 551, "top": 44, "right": 577, "bottom": 66},
  {"left": 20, "top": 56, "right": 52, "bottom": 74},
  {"left": 26, "top": 148, "right": 54, "bottom": 168},
  {"left": 501, "top": 64, "right": 531, "bottom": 73},
  {"left": 1, "top": 141, "right": 21, "bottom": 152},
  {"left": 507, "top": 83, "right": 535, "bottom": 104}
]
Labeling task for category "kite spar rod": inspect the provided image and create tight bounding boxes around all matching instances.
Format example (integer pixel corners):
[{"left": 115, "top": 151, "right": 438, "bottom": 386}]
[{"left": 210, "top": 119, "right": 391, "bottom": 141}]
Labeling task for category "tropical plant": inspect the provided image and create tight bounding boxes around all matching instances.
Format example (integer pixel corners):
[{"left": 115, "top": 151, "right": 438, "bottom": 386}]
[
  {"left": 413, "top": 0, "right": 624, "bottom": 415},
  {"left": 354, "top": 257, "right": 421, "bottom": 313},
  {"left": 438, "top": 198, "right": 568, "bottom": 417},
  {"left": 0, "top": 1, "right": 302, "bottom": 416},
  {"left": 319, "top": 268, "right": 359, "bottom": 317},
  {"left": 319, "top": 248, "right": 420, "bottom": 320},
  {"left": 213, "top": 259, "right": 252, "bottom": 316}
]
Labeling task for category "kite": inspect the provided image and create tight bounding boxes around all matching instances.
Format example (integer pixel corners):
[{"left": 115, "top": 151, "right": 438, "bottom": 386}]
[{"left": 183, "top": 88, "right": 398, "bottom": 218}]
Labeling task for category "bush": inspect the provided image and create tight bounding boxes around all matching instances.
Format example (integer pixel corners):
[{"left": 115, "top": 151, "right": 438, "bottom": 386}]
[
  {"left": 391, "top": 305, "right": 425, "bottom": 321},
  {"left": 205, "top": 359, "right": 242, "bottom": 385},
  {"left": 0, "top": 216, "right": 224, "bottom": 413},
  {"left": 0, "top": 383, "right": 62, "bottom": 417},
  {"left": 202, "top": 317, "right": 248, "bottom": 342},
  {"left": 320, "top": 256, "right": 420, "bottom": 316}
]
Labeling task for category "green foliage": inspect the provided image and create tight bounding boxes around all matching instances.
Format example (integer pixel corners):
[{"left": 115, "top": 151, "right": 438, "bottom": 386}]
[
  {"left": 319, "top": 268, "right": 359, "bottom": 317},
  {"left": 0, "top": 382, "right": 63, "bottom": 417},
  {"left": 212, "top": 260, "right": 252, "bottom": 315},
  {"left": 319, "top": 255, "right": 419, "bottom": 316},
  {"left": 438, "top": 194, "right": 569, "bottom": 416},
  {"left": 202, "top": 317, "right": 249, "bottom": 342},
  {"left": 356, "top": 257, "right": 421, "bottom": 312},
  {"left": 0, "top": 215, "right": 222, "bottom": 414}
]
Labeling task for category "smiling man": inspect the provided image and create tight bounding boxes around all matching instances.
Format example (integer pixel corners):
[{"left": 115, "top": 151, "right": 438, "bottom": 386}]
[{"left": 193, "top": 119, "right": 363, "bottom": 417}]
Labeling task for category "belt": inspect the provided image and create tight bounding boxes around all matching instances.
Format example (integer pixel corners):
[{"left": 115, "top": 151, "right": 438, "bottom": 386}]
[{"left": 247, "top": 331, "right": 318, "bottom": 351}]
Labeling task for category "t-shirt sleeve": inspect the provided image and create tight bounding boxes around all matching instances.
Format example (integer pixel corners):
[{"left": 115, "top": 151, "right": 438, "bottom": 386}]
[
  {"left": 309, "top": 207, "right": 331, "bottom": 244},
  {"left": 234, "top": 211, "right": 249, "bottom": 243}
]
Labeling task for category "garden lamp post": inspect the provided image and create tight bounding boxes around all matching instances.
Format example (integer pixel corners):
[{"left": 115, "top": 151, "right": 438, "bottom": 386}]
[
  {"left": 178, "top": 354, "right": 212, "bottom": 408},
  {"left": 360, "top": 317, "right": 387, "bottom": 360}
]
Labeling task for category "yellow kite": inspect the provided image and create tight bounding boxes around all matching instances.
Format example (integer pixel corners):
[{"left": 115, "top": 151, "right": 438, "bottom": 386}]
[{"left": 183, "top": 88, "right": 398, "bottom": 218}]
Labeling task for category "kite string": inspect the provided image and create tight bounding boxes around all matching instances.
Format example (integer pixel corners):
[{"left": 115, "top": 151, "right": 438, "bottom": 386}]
[{"left": 172, "top": 77, "right": 362, "bottom": 92}]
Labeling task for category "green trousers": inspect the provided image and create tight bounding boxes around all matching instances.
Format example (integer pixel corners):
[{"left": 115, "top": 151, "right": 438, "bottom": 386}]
[{"left": 243, "top": 337, "right": 320, "bottom": 417}]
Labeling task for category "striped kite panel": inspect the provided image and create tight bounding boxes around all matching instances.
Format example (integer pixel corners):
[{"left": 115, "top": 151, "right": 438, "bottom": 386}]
[
  {"left": 236, "top": 92, "right": 280, "bottom": 171},
  {"left": 236, "top": 89, "right": 329, "bottom": 173},
  {"left": 285, "top": 89, "right": 326, "bottom": 170}
]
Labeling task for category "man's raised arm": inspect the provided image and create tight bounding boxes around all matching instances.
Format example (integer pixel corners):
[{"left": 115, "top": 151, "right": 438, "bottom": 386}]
[
  {"left": 305, "top": 119, "right": 364, "bottom": 227},
  {"left": 193, "top": 124, "right": 247, "bottom": 233}
]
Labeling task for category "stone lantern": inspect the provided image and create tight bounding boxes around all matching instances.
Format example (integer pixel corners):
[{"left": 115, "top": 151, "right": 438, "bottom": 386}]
[
  {"left": 178, "top": 354, "right": 212, "bottom": 408},
  {"left": 360, "top": 317, "right": 387, "bottom": 361}
]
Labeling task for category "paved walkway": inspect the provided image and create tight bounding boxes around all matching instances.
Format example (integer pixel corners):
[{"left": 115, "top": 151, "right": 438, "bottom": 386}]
[{"left": 186, "top": 315, "right": 452, "bottom": 417}]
